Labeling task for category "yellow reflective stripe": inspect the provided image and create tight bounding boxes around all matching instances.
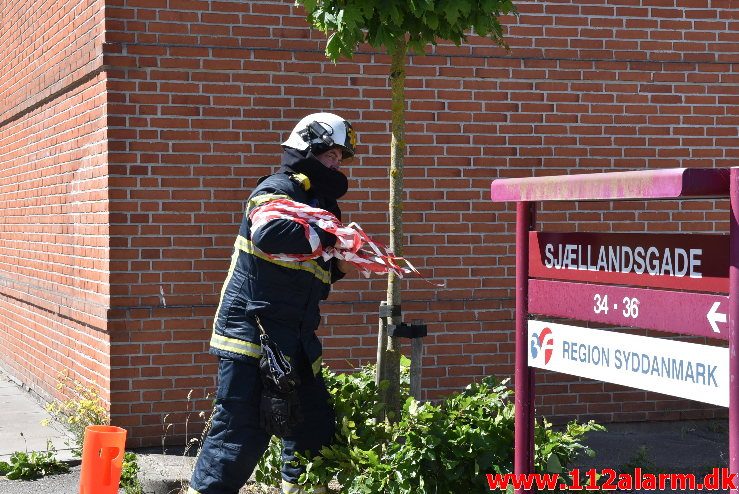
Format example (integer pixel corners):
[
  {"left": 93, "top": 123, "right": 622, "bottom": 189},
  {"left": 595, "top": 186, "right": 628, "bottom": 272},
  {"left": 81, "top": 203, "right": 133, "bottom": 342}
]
[
  {"left": 312, "top": 356, "right": 323, "bottom": 376},
  {"left": 210, "top": 333, "right": 261, "bottom": 359},
  {"left": 282, "top": 481, "right": 302, "bottom": 494},
  {"left": 281, "top": 481, "right": 326, "bottom": 494},
  {"left": 235, "top": 235, "right": 331, "bottom": 285},
  {"left": 246, "top": 193, "right": 290, "bottom": 216},
  {"left": 186, "top": 488, "right": 202, "bottom": 494},
  {"left": 212, "top": 250, "right": 239, "bottom": 332}
]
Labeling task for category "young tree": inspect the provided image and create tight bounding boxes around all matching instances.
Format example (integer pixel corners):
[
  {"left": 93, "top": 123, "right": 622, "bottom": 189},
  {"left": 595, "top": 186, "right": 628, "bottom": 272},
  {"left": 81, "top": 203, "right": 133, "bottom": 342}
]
[{"left": 296, "top": 0, "right": 517, "bottom": 417}]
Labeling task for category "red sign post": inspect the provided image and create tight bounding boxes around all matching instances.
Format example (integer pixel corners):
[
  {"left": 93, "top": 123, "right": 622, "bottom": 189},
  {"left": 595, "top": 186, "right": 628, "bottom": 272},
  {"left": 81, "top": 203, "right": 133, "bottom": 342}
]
[{"left": 491, "top": 167, "right": 736, "bottom": 494}]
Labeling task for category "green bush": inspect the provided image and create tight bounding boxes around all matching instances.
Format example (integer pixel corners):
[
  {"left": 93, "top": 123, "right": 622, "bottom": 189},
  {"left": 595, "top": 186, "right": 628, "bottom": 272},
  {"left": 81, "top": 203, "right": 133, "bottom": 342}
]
[{"left": 256, "top": 359, "right": 604, "bottom": 493}]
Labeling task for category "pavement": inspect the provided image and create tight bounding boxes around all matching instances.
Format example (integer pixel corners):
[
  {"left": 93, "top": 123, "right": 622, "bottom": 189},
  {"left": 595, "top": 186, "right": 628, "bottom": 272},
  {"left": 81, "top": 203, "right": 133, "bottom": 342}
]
[
  {"left": 0, "top": 366, "right": 731, "bottom": 493},
  {"left": 576, "top": 420, "right": 728, "bottom": 474},
  {"left": 574, "top": 420, "right": 729, "bottom": 493},
  {"left": 0, "top": 372, "right": 76, "bottom": 464}
]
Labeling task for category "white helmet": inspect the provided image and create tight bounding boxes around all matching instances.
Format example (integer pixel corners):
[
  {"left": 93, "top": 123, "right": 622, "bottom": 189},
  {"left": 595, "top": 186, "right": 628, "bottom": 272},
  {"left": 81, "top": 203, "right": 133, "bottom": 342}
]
[{"left": 282, "top": 112, "right": 356, "bottom": 160}]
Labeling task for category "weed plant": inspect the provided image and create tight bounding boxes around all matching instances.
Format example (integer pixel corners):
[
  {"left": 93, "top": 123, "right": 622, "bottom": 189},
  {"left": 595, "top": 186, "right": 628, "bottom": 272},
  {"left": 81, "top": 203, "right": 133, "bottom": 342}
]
[
  {"left": 120, "top": 452, "right": 143, "bottom": 494},
  {"left": 43, "top": 373, "right": 109, "bottom": 455},
  {"left": 42, "top": 372, "right": 142, "bottom": 491},
  {"left": 0, "top": 440, "right": 69, "bottom": 480}
]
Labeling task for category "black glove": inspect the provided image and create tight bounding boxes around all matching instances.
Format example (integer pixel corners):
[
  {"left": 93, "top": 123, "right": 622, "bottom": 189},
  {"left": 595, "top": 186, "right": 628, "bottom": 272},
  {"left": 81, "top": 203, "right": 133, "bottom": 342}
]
[
  {"left": 258, "top": 333, "right": 303, "bottom": 437},
  {"left": 259, "top": 386, "right": 304, "bottom": 437}
]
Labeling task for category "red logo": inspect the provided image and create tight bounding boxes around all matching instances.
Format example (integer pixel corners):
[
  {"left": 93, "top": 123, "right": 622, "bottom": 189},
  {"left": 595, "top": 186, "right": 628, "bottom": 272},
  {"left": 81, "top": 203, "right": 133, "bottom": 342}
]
[
  {"left": 531, "top": 327, "right": 554, "bottom": 365},
  {"left": 539, "top": 327, "right": 554, "bottom": 364}
]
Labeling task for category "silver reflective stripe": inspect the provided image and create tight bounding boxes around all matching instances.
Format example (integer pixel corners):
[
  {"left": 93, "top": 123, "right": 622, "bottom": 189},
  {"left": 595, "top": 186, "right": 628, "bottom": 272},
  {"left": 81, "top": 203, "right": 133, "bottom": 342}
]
[
  {"left": 212, "top": 249, "right": 239, "bottom": 332},
  {"left": 210, "top": 333, "right": 261, "bottom": 359},
  {"left": 210, "top": 249, "right": 262, "bottom": 359}
]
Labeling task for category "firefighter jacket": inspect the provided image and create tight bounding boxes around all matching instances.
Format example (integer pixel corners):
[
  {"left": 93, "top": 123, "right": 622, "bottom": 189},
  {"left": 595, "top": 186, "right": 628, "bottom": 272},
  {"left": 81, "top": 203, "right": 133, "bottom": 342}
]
[{"left": 209, "top": 154, "right": 345, "bottom": 376}]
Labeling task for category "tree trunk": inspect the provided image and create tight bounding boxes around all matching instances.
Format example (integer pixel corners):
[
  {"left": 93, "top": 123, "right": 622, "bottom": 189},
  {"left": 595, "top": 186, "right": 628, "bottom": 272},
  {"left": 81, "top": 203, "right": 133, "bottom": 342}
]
[{"left": 376, "top": 39, "right": 406, "bottom": 421}]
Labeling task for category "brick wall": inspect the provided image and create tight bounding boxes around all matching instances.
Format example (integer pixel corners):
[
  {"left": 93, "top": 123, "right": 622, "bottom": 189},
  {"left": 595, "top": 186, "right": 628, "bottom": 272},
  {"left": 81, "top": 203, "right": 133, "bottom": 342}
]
[
  {"left": 101, "top": 0, "right": 737, "bottom": 446},
  {"left": 1, "top": 0, "right": 737, "bottom": 447},
  {"left": 0, "top": 0, "right": 109, "bottom": 402}
]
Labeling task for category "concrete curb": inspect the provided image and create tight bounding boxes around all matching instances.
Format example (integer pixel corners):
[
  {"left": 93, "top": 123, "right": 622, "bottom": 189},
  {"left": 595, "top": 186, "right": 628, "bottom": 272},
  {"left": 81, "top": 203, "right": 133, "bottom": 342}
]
[
  {"left": 135, "top": 453, "right": 274, "bottom": 494},
  {"left": 137, "top": 453, "right": 194, "bottom": 494}
]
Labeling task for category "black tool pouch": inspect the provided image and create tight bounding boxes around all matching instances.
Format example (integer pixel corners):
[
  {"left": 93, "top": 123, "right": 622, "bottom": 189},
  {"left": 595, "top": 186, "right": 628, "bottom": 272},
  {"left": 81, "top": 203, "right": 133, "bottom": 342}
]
[{"left": 258, "top": 332, "right": 303, "bottom": 437}]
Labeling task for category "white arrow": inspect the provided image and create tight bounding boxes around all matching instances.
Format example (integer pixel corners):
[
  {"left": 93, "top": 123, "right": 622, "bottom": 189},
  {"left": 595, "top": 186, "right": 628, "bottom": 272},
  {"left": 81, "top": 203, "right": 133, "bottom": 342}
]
[{"left": 707, "top": 301, "right": 727, "bottom": 334}]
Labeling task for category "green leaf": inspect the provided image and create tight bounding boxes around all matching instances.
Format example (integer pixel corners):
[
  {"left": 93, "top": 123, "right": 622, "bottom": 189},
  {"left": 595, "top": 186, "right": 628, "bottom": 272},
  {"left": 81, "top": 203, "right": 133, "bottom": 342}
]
[
  {"left": 545, "top": 453, "right": 563, "bottom": 473},
  {"left": 388, "top": 5, "right": 403, "bottom": 25},
  {"left": 342, "top": 5, "right": 363, "bottom": 28},
  {"left": 459, "top": 0, "right": 473, "bottom": 17},
  {"left": 424, "top": 12, "right": 439, "bottom": 30},
  {"left": 325, "top": 32, "right": 344, "bottom": 60},
  {"left": 443, "top": 2, "right": 461, "bottom": 26},
  {"left": 298, "top": 0, "right": 317, "bottom": 12}
]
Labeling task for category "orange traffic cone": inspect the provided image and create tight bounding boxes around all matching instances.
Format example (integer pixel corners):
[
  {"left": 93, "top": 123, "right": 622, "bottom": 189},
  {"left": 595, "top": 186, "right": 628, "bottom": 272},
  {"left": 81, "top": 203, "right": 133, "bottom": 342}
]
[{"left": 79, "top": 425, "right": 127, "bottom": 494}]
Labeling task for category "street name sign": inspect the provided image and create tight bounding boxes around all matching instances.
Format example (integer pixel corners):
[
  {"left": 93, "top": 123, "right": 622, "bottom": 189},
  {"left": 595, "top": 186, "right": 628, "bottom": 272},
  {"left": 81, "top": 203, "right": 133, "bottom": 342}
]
[
  {"left": 529, "top": 279, "right": 729, "bottom": 340},
  {"left": 529, "top": 232, "right": 728, "bottom": 293},
  {"left": 528, "top": 320, "right": 728, "bottom": 407}
]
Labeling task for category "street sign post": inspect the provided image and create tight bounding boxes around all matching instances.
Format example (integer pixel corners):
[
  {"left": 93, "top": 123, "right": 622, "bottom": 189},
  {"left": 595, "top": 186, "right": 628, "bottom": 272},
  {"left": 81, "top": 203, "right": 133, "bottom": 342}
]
[{"left": 490, "top": 167, "right": 736, "bottom": 494}]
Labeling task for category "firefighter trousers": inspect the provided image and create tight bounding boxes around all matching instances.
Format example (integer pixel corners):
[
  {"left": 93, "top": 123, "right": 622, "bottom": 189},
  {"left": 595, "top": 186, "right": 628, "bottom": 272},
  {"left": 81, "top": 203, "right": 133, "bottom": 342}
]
[{"left": 187, "top": 357, "right": 335, "bottom": 494}]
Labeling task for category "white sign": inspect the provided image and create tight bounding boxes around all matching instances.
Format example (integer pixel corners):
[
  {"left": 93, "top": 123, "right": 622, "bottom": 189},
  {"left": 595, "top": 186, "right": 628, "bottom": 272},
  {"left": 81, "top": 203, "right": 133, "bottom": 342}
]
[{"left": 528, "top": 320, "right": 728, "bottom": 407}]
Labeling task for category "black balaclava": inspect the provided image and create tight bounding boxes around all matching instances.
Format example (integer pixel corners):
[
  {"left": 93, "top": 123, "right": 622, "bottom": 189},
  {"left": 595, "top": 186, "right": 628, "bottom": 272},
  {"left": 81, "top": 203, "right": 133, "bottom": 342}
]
[{"left": 279, "top": 147, "right": 348, "bottom": 200}]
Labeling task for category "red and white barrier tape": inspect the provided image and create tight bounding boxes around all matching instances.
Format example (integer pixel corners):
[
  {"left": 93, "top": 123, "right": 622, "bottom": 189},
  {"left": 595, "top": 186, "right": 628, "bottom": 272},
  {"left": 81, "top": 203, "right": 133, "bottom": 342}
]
[{"left": 249, "top": 198, "right": 444, "bottom": 286}]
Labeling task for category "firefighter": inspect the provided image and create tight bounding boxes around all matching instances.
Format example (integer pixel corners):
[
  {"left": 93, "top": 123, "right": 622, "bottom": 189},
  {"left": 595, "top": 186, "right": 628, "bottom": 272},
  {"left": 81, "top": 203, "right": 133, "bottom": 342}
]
[{"left": 187, "top": 112, "right": 357, "bottom": 494}]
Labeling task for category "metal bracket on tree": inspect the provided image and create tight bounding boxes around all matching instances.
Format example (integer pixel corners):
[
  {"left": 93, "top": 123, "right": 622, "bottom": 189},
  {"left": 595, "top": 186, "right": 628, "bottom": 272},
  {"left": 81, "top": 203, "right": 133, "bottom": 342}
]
[{"left": 387, "top": 322, "right": 427, "bottom": 339}]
